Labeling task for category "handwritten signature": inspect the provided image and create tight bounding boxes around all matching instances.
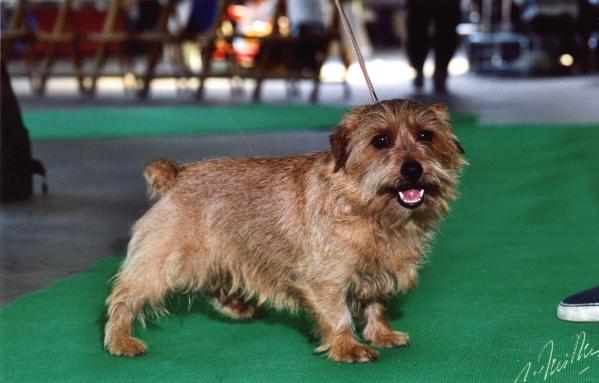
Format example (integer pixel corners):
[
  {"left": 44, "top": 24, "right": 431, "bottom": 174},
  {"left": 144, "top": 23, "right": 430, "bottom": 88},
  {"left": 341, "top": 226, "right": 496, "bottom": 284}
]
[{"left": 513, "top": 331, "right": 599, "bottom": 382}]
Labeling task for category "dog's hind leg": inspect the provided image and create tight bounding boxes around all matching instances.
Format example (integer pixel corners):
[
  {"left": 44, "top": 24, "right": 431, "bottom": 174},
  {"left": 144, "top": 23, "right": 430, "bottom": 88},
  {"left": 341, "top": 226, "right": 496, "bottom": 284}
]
[
  {"left": 104, "top": 268, "right": 172, "bottom": 356},
  {"left": 104, "top": 238, "right": 174, "bottom": 356},
  {"left": 104, "top": 287, "right": 151, "bottom": 356}
]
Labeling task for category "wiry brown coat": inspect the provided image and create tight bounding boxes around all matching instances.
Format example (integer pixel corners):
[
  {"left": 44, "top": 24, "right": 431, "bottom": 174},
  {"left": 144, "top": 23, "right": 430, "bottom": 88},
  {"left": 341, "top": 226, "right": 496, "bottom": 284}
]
[{"left": 104, "top": 99, "right": 466, "bottom": 363}]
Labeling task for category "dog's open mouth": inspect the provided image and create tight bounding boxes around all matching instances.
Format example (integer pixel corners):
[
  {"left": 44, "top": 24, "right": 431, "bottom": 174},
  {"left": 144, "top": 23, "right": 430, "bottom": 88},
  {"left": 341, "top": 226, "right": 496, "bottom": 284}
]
[{"left": 397, "top": 186, "right": 425, "bottom": 209}]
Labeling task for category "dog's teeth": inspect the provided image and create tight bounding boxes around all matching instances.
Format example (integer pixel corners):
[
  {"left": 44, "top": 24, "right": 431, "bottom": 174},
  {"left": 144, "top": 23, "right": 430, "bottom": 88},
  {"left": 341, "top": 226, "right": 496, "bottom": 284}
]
[{"left": 398, "top": 188, "right": 425, "bottom": 205}]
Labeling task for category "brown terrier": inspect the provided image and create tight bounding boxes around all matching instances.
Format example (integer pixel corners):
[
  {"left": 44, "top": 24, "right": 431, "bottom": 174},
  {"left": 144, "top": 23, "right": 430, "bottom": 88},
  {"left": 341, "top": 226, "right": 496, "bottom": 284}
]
[{"left": 104, "top": 99, "right": 466, "bottom": 363}]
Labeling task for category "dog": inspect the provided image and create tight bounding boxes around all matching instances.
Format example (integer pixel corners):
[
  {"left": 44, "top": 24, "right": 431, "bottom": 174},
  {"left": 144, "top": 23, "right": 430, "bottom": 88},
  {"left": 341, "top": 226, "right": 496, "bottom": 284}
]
[{"left": 104, "top": 99, "right": 466, "bottom": 363}]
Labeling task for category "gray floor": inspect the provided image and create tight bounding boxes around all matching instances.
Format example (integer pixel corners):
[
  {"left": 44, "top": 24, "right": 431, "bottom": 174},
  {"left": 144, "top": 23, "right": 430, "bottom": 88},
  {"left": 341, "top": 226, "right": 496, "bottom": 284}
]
[
  {"left": 2, "top": 66, "right": 599, "bottom": 306},
  {"left": 0, "top": 133, "right": 330, "bottom": 305}
]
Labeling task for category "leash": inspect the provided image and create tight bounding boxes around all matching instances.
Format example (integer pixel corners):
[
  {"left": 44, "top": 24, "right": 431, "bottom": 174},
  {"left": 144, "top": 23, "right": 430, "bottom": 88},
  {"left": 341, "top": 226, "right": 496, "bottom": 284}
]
[{"left": 333, "top": 0, "right": 378, "bottom": 103}]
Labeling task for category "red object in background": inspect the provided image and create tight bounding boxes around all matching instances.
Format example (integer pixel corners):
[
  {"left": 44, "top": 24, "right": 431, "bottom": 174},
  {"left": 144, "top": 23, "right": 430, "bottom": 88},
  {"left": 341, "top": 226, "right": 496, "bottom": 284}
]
[
  {"left": 220, "top": 4, "right": 262, "bottom": 67},
  {"left": 28, "top": 4, "right": 126, "bottom": 57},
  {"left": 227, "top": 4, "right": 246, "bottom": 22}
]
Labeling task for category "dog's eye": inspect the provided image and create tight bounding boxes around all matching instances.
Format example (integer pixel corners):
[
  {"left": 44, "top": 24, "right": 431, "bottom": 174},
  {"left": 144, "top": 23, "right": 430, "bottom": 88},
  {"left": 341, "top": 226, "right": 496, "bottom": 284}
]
[
  {"left": 371, "top": 134, "right": 392, "bottom": 149},
  {"left": 417, "top": 130, "right": 434, "bottom": 143}
]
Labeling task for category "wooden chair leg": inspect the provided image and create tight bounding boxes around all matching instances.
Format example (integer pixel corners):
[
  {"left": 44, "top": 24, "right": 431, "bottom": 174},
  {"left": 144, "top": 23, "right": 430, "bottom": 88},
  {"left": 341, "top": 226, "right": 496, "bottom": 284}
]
[
  {"left": 310, "top": 78, "right": 320, "bottom": 103},
  {"left": 310, "top": 55, "right": 325, "bottom": 103},
  {"left": 252, "top": 76, "right": 264, "bottom": 102},
  {"left": 86, "top": 0, "right": 123, "bottom": 95},
  {"left": 1, "top": 0, "right": 27, "bottom": 60},
  {"left": 69, "top": 38, "right": 85, "bottom": 93},
  {"left": 137, "top": 0, "right": 175, "bottom": 98},
  {"left": 34, "top": 45, "right": 58, "bottom": 95},
  {"left": 252, "top": 42, "right": 273, "bottom": 102},
  {"left": 2, "top": 0, "right": 41, "bottom": 92},
  {"left": 86, "top": 43, "right": 109, "bottom": 95},
  {"left": 36, "top": 0, "right": 74, "bottom": 95},
  {"left": 137, "top": 43, "right": 163, "bottom": 99},
  {"left": 196, "top": 44, "right": 214, "bottom": 100}
]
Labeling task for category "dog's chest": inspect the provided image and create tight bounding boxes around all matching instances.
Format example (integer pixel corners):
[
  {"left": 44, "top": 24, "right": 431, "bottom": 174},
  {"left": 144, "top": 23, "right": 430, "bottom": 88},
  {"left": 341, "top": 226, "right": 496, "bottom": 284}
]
[{"left": 349, "top": 237, "right": 423, "bottom": 299}]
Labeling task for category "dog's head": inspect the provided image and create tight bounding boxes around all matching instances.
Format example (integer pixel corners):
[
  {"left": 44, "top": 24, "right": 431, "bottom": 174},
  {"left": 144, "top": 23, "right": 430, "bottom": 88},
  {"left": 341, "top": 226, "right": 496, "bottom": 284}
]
[{"left": 329, "top": 99, "right": 466, "bottom": 225}]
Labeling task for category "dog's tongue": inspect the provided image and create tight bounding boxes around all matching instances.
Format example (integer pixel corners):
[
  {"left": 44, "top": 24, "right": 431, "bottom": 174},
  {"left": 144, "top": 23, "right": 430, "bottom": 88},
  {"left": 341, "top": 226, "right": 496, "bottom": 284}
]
[{"left": 399, "top": 189, "right": 424, "bottom": 204}]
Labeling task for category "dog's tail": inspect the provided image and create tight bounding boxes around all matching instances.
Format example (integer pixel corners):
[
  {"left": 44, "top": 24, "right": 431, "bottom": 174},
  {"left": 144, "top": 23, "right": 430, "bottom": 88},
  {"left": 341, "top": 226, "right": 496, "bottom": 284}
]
[{"left": 144, "top": 159, "right": 180, "bottom": 200}]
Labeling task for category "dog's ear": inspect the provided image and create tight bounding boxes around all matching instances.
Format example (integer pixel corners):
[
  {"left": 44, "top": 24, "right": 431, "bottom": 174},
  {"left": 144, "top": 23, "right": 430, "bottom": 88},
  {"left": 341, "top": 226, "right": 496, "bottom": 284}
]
[
  {"left": 329, "top": 125, "right": 349, "bottom": 172},
  {"left": 430, "top": 103, "right": 449, "bottom": 123},
  {"left": 430, "top": 103, "right": 465, "bottom": 154}
]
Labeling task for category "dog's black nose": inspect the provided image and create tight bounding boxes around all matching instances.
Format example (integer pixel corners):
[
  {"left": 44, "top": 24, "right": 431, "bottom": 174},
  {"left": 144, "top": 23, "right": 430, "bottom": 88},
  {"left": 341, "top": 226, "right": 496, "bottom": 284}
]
[{"left": 401, "top": 161, "right": 423, "bottom": 181}]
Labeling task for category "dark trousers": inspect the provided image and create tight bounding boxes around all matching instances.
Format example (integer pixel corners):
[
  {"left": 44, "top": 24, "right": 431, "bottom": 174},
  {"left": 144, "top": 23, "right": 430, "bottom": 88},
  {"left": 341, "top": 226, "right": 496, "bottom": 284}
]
[{"left": 406, "top": 0, "right": 461, "bottom": 81}]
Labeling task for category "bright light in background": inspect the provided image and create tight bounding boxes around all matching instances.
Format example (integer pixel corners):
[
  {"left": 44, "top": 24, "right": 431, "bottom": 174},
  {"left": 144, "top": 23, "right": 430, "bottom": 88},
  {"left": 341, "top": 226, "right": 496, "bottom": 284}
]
[
  {"left": 347, "top": 58, "right": 415, "bottom": 84},
  {"left": 449, "top": 56, "right": 470, "bottom": 76},
  {"left": 559, "top": 54, "right": 574, "bottom": 67},
  {"left": 12, "top": 55, "right": 471, "bottom": 95},
  {"left": 183, "top": 43, "right": 202, "bottom": 72},
  {"left": 123, "top": 72, "right": 136, "bottom": 88},
  {"left": 425, "top": 57, "right": 470, "bottom": 76},
  {"left": 321, "top": 56, "right": 470, "bottom": 84},
  {"left": 97, "top": 77, "right": 127, "bottom": 92},
  {"left": 249, "top": 20, "right": 272, "bottom": 37},
  {"left": 320, "top": 61, "right": 347, "bottom": 83}
]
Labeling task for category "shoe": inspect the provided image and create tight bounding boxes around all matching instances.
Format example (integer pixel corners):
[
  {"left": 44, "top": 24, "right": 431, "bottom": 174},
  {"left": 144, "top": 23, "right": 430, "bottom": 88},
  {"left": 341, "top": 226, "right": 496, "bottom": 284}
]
[{"left": 557, "top": 285, "right": 599, "bottom": 322}]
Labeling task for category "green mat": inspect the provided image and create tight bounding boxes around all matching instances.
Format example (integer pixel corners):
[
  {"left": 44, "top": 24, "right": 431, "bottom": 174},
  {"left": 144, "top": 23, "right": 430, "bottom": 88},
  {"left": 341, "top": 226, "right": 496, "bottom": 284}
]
[
  {"left": 22, "top": 104, "right": 478, "bottom": 141},
  {"left": 2, "top": 117, "right": 599, "bottom": 382}
]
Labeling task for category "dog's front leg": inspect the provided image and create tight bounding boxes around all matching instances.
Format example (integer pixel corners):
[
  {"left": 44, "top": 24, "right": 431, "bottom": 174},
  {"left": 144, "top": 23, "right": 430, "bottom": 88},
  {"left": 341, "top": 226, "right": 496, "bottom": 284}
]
[
  {"left": 303, "top": 286, "right": 378, "bottom": 363},
  {"left": 361, "top": 300, "right": 409, "bottom": 348}
]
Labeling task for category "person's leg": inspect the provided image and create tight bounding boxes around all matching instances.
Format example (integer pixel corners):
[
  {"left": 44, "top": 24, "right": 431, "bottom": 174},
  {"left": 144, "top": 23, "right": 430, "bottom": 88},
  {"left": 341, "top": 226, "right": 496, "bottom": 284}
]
[
  {"left": 431, "top": 0, "right": 460, "bottom": 93},
  {"left": 557, "top": 286, "right": 599, "bottom": 322},
  {"left": 406, "top": 0, "right": 430, "bottom": 89}
]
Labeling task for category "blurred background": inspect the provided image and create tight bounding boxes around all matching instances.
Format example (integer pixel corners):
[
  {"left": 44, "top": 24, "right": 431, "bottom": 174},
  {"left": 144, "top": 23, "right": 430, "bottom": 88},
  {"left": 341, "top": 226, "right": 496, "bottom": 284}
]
[
  {"left": 1, "top": 0, "right": 599, "bottom": 306},
  {"left": 2, "top": 0, "right": 598, "bottom": 115}
]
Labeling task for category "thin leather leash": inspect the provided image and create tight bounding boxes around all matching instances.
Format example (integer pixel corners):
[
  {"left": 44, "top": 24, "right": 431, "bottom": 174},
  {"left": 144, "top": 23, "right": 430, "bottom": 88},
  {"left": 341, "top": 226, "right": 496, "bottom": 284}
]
[{"left": 333, "top": 0, "right": 379, "bottom": 103}]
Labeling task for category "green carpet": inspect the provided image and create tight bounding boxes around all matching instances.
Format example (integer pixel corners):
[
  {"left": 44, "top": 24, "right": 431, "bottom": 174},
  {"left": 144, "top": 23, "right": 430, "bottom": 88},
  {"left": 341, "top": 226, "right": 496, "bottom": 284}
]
[
  {"left": 2, "top": 116, "right": 599, "bottom": 382},
  {"left": 22, "top": 104, "right": 477, "bottom": 141}
]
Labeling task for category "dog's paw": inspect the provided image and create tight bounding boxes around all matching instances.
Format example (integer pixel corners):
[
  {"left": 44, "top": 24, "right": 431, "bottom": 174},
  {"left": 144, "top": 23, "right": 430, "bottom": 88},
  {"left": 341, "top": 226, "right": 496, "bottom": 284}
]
[
  {"left": 329, "top": 342, "right": 379, "bottom": 363},
  {"left": 367, "top": 330, "right": 410, "bottom": 348},
  {"left": 107, "top": 336, "right": 147, "bottom": 357}
]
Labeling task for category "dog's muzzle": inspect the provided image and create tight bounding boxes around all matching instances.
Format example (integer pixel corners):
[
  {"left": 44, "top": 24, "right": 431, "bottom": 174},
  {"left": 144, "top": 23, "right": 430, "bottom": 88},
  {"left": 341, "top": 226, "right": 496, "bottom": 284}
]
[{"left": 397, "top": 161, "right": 425, "bottom": 209}]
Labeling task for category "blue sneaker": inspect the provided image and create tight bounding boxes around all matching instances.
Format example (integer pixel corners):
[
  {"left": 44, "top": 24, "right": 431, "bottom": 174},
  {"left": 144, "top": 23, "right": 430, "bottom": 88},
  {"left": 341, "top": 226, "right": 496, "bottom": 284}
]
[{"left": 557, "top": 286, "right": 599, "bottom": 322}]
